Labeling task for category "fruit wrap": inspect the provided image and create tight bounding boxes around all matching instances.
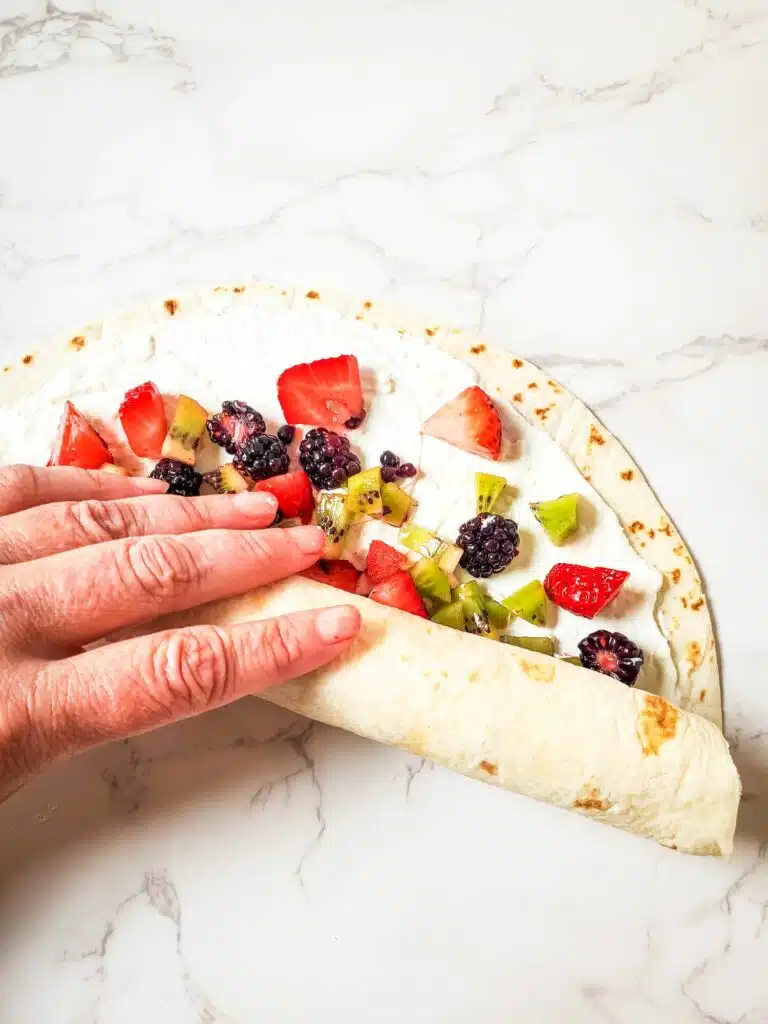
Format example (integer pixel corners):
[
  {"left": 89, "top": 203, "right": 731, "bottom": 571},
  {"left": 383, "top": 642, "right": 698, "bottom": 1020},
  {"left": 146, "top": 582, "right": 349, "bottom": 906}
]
[{"left": 134, "top": 577, "right": 740, "bottom": 857}]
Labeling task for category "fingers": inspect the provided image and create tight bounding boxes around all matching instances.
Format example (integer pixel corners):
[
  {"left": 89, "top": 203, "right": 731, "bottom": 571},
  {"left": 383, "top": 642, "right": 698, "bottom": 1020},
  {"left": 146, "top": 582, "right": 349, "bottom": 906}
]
[
  {"left": 0, "top": 464, "right": 168, "bottom": 517},
  {"left": 0, "top": 490, "right": 279, "bottom": 564},
  {"left": 34, "top": 606, "right": 361, "bottom": 753},
  {"left": 12, "top": 525, "right": 327, "bottom": 649}
]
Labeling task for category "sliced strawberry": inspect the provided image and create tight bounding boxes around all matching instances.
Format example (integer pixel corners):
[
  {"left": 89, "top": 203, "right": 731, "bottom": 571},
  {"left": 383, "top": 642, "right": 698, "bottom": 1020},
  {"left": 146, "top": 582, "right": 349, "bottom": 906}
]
[
  {"left": 422, "top": 385, "right": 502, "bottom": 461},
  {"left": 118, "top": 381, "right": 167, "bottom": 458},
  {"left": 369, "top": 570, "right": 428, "bottom": 618},
  {"left": 302, "top": 559, "right": 361, "bottom": 593},
  {"left": 355, "top": 572, "right": 374, "bottom": 597},
  {"left": 254, "top": 470, "right": 314, "bottom": 522},
  {"left": 366, "top": 539, "right": 408, "bottom": 585},
  {"left": 277, "top": 354, "right": 364, "bottom": 427},
  {"left": 544, "top": 563, "right": 629, "bottom": 619},
  {"left": 48, "top": 401, "right": 114, "bottom": 469}
]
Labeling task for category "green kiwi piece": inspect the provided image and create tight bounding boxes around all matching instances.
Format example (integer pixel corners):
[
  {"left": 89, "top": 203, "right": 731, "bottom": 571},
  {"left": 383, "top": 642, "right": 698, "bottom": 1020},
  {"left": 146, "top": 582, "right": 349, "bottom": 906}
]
[
  {"left": 161, "top": 395, "right": 208, "bottom": 466},
  {"left": 502, "top": 579, "right": 548, "bottom": 627},
  {"left": 475, "top": 472, "right": 507, "bottom": 514},
  {"left": 399, "top": 523, "right": 441, "bottom": 558},
  {"left": 454, "top": 580, "right": 483, "bottom": 604},
  {"left": 381, "top": 482, "right": 412, "bottom": 527},
  {"left": 435, "top": 540, "right": 463, "bottom": 574},
  {"left": 346, "top": 468, "right": 383, "bottom": 518},
  {"left": 203, "top": 463, "right": 249, "bottom": 494},
  {"left": 502, "top": 635, "right": 556, "bottom": 656},
  {"left": 431, "top": 602, "right": 466, "bottom": 631},
  {"left": 410, "top": 558, "right": 452, "bottom": 604},
  {"left": 485, "top": 597, "right": 511, "bottom": 630},
  {"left": 462, "top": 595, "right": 498, "bottom": 639},
  {"left": 529, "top": 493, "right": 580, "bottom": 545},
  {"left": 315, "top": 490, "right": 353, "bottom": 556},
  {"left": 560, "top": 655, "right": 582, "bottom": 666}
]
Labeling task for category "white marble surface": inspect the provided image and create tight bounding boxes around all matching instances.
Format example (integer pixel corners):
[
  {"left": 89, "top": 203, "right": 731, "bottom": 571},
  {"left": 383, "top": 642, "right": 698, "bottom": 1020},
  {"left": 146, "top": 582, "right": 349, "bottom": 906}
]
[{"left": 1, "top": 1, "right": 767, "bottom": 1020}]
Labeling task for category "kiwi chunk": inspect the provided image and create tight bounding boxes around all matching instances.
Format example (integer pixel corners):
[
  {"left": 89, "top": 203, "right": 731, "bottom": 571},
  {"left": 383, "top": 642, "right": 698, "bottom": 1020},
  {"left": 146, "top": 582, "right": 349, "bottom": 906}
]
[
  {"left": 410, "top": 558, "right": 452, "bottom": 604},
  {"left": 502, "top": 635, "right": 556, "bottom": 656},
  {"left": 435, "top": 541, "right": 463, "bottom": 574},
  {"left": 476, "top": 472, "right": 507, "bottom": 514},
  {"left": 346, "top": 468, "right": 383, "bottom": 518},
  {"left": 485, "top": 597, "right": 511, "bottom": 630},
  {"left": 530, "top": 493, "right": 580, "bottom": 545},
  {"left": 316, "top": 490, "right": 353, "bottom": 556},
  {"left": 462, "top": 595, "right": 498, "bottom": 639},
  {"left": 431, "top": 602, "right": 466, "bottom": 631},
  {"left": 454, "top": 580, "right": 483, "bottom": 604},
  {"left": 161, "top": 395, "right": 208, "bottom": 466},
  {"left": 203, "top": 463, "right": 250, "bottom": 494},
  {"left": 502, "top": 579, "right": 548, "bottom": 627},
  {"left": 399, "top": 523, "right": 441, "bottom": 558},
  {"left": 560, "top": 655, "right": 582, "bottom": 666},
  {"left": 381, "top": 481, "right": 412, "bottom": 527}
]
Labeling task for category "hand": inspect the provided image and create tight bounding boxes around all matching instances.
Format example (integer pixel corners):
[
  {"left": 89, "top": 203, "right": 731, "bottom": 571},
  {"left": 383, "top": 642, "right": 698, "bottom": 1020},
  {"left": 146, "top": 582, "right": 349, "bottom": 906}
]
[{"left": 0, "top": 465, "right": 361, "bottom": 801}]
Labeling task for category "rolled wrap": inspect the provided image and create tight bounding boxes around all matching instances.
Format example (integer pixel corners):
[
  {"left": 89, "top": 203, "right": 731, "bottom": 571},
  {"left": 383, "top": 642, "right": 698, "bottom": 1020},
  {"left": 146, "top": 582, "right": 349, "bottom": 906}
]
[{"left": 138, "top": 578, "right": 740, "bottom": 855}]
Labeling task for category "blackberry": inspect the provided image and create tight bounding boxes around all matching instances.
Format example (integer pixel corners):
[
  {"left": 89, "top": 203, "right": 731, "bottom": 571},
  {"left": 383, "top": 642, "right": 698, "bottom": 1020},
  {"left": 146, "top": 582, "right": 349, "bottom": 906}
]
[
  {"left": 398, "top": 462, "right": 417, "bottom": 479},
  {"left": 380, "top": 450, "right": 399, "bottom": 468},
  {"left": 299, "top": 427, "right": 361, "bottom": 488},
  {"left": 234, "top": 434, "right": 289, "bottom": 481},
  {"left": 149, "top": 458, "right": 202, "bottom": 497},
  {"left": 578, "top": 630, "right": 643, "bottom": 686},
  {"left": 456, "top": 513, "right": 520, "bottom": 578},
  {"left": 381, "top": 465, "right": 398, "bottom": 483},
  {"left": 206, "top": 401, "right": 265, "bottom": 455},
  {"left": 277, "top": 424, "right": 296, "bottom": 444},
  {"left": 344, "top": 411, "right": 366, "bottom": 429}
]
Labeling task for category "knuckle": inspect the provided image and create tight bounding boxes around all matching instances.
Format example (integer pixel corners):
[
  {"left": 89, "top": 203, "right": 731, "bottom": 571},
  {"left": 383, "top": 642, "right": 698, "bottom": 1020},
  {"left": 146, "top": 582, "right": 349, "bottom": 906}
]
[
  {"left": 65, "top": 499, "right": 141, "bottom": 545},
  {"left": 0, "top": 465, "right": 37, "bottom": 515},
  {"left": 149, "top": 626, "right": 233, "bottom": 716},
  {"left": 256, "top": 617, "right": 305, "bottom": 676},
  {"left": 122, "top": 535, "right": 204, "bottom": 601}
]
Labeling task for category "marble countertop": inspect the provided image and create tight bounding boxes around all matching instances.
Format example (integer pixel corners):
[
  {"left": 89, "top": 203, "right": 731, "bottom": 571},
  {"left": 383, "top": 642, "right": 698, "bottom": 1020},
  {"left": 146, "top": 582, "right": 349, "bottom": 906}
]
[{"left": 1, "top": 1, "right": 767, "bottom": 1021}]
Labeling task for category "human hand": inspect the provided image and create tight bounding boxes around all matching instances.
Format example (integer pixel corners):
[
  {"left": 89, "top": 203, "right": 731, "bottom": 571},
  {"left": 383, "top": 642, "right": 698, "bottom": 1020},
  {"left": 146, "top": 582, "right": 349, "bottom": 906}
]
[{"left": 0, "top": 465, "right": 361, "bottom": 801}]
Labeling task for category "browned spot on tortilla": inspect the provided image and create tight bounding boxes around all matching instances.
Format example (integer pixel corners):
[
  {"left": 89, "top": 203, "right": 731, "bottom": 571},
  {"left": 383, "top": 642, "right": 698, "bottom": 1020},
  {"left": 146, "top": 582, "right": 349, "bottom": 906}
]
[
  {"left": 584, "top": 474, "right": 592, "bottom": 483},
  {"left": 699, "top": 689, "right": 707, "bottom": 702},
  {"left": 479, "top": 760, "right": 498, "bottom": 776},
  {"left": 164, "top": 299, "right": 179, "bottom": 316},
  {"left": 681, "top": 597, "right": 688, "bottom": 608},
  {"left": 233, "top": 285, "right": 245, "bottom": 293},
  {"left": 513, "top": 392, "right": 523, "bottom": 403},
  {"left": 630, "top": 521, "right": 644, "bottom": 533},
  {"left": 673, "top": 544, "right": 684, "bottom": 556},
  {"left": 660, "top": 524, "right": 673, "bottom": 537},
  {"left": 648, "top": 528, "right": 655, "bottom": 539},
  {"left": 433, "top": 681, "right": 441, "bottom": 693},
  {"left": 22, "top": 354, "right": 33, "bottom": 365},
  {"left": 470, "top": 343, "right": 486, "bottom": 354},
  {"left": 355, "top": 314, "right": 363, "bottom": 321},
  {"left": 534, "top": 405, "right": 554, "bottom": 421},
  {"left": 512, "top": 358, "right": 524, "bottom": 369},
  {"left": 573, "top": 787, "right": 608, "bottom": 811},
  {"left": 468, "top": 671, "right": 479, "bottom": 683},
  {"left": 589, "top": 425, "right": 605, "bottom": 446},
  {"left": 620, "top": 469, "right": 634, "bottom": 481},
  {"left": 638, "top": 694, "right": 679, "bottom": 756},
  {"left": 213, "top": 286, "right": 225, "bottom": 292},
  {"left": 363, "top": 300, "right": 372, "bottom": 309},
  {"left": 547, "top": 379, "right": 564, "bottom": 394},
  {"left": 691, "top": 597, "right": 704, "bottom": 611},
  {"left": 686, "top": 641, "right": 702, "bottom": 671},
  {"left": 527, "top": 381, "right": 538, "bottom": 389},
  {"left": 425, "top": 327, "right": 436, "bottom": 337},
  {"left": 305, "top": 290, "right": 320, "bottom": 300},
  {"left": 70, "top": 335, "right": 86, "bottom": 351},
  {"left": 519, "top": 658, "right": 556, "bottom": 683},
  {"left": 669, "top": 568, "right": 681, "bottom": 585},
  {"left": 2, "top": 366, "right": 10, "bottom": 373},
  {"left": 281, "top": 289, "right": 288, "bottom": 295}
]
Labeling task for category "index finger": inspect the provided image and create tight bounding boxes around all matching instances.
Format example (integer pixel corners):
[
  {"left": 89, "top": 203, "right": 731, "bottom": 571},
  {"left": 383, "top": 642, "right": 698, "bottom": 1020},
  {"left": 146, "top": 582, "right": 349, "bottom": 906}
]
[{"left": 0, "top": 464, "right": 168, "bottom": 517}]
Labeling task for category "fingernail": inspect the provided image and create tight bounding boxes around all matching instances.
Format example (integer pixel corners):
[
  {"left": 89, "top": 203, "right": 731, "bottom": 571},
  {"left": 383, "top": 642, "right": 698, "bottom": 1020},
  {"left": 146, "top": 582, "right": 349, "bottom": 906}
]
[
  {"left": 233, "top": 490, "right": 278, "bottom": 514},
  {"left": 291, "top": 526, "right": 325, "bottom": 554},
  {"left": 315, "top": 606, "right": 361, "bottom": 644}
]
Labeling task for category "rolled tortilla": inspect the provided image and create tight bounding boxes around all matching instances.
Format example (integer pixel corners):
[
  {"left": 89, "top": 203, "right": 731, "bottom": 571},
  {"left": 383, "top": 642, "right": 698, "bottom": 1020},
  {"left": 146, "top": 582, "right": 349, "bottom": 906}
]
[{"left": 139, "top": 577, "right": 740, "bottom": 856}]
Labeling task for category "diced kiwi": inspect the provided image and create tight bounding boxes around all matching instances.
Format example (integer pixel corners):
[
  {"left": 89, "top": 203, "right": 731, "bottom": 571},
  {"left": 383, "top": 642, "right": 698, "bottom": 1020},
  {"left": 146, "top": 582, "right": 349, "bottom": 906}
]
[
  {"left": 399, "top": 523, "right": 442, "bottom": 558},
  {"left": 476, "top": 472, "right": 507, "bottom": 514},
  {"left": 346, "top": 468, "right": 383, "bottom": 518},
  {"left": 435, "top": 540, "right": 463, "bottom": 574},
  {"left": 410, "top": 558, "right": 452, "bottom": 604},
  {"left": 316, "top": 490, "right": 353, "bottom": 556},
  {"left": 462, "top": 595, "right": 498, "bottom": 639},
  {"left": 161, "top": 395, "right": 208, "bottom": 466},
  {"left": 485, "top": 597, "right": 511, "bottom": 630},
  {"left": 502, "top": 635, "right": 556, "bottom": 656},
  {"left": 431, "top": 602, "right": 466, "bottom": 631},
  {"left": 502, "top": 579, "right": 548, "bottom": 627},
  {"left": 530, "top": 493, "right": 580, "bottom": 545},
  {"left": 381, "top": 481, "right": 412, "bottom": 527},
  {"left": 560, "top": 655, "right": 582, "bottom": 666},
  {"left": 454, "top": 580, "right": 483, "bottom": 604},
  {"left": 203, "top": 463, "right": 250, "bottom": 494}
]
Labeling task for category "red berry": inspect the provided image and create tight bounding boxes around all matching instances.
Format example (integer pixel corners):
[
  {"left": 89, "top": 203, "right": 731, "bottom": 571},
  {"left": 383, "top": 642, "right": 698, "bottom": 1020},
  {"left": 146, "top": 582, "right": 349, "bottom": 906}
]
[
  {"left": 253, "top": 469, "right": 314, "bottom": 522},
  {"left": 369, "top": 571, "right": 427, "bottom": 618},
  {"left": 301, "top": 559, "right": 360, "bottom": 593},
  {"left": 118, "top": 381, "right": 167, "bottom": 458},
  {"left": 366, "top": 539, "right": 408, "bottom": 584},
  {"left": 544, "top": 563, "right": 629, "bottom": 619},
  {"left": 277, "top": 354, "right": 364, "bottom": 427},
  {"left": 48, "top": 401, "right": 114, "bottom": 469},
  {"left": 422, "top": 386, "right": 502, "bottom": 461}
]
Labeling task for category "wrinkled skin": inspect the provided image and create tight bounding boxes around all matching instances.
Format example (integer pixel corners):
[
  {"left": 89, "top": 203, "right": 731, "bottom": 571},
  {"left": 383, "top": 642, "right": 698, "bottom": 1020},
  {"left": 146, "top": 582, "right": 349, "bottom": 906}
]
[{"left": 0, "top": 465, "right": 360, "bottom": 802}]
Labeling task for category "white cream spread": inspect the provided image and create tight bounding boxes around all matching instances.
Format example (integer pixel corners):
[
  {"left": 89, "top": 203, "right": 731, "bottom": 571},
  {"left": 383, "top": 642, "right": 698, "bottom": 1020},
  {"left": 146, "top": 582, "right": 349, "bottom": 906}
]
[{"left": 0, "top": 301, "right": 675, "bottom": 696}]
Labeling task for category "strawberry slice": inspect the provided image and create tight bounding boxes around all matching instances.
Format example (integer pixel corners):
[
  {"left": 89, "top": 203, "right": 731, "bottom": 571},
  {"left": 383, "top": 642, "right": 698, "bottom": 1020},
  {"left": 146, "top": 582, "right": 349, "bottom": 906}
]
[
  {"left": 253, "top": 470, "right": 314, "bottom": 522},
  {"left": 369, "top": 570, "right": 428, "bottom": 618},
  {"left": 118, "top": 381, "right": 167, "bottom": 458},
  {"left": 366, "top": 539, "right": 408, "bottom": 584},
  {"left": 277, "top": 354, "right": 364, "bottom": 427},
  {"left": 302, "top": 559, "right": 360, "bottom": 593},
  {"left": 544, "top": 563, "right": 629, "bottom": 619},
  {"left": 48, "top": 401, "right": 114, "bottom": 469},
  {"left": 422, "top": 386, "right": 502, "bottom": 461}
]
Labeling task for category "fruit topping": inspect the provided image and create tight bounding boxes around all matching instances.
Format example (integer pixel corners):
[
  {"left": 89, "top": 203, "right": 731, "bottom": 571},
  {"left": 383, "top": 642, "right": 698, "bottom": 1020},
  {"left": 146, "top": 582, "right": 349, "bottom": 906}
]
[
  {"left": 150, "top": 458, "right": 202, "bottom": 496},
  {"left": 410, "top": 557, "right": 452, "bottom": 604},
  {"left": 475, "top": 472, "right": 507, "bottom": 514},
  {"left": 298, "top": 427, "right": 360, "bottom": 488},
  {"left": 234, "top": 434, "right": 290, "bottom": 482},
  {"left": 277, "top": 424, "right": 296, "bottom": 444},
  {"left": 530, "top": 493, "right": 580, "bottom": 546},
  {"left": 502, "top": 580, "right": 548, "bottom": 627},
  {"left": 461, "top": 594, "right": 497, "bottom": 639},
  {"left": 369, "top": 570, "right": 427, "bottom": 618},
  {"left": 399, "top": 523, "right": 441, "bottom": 558},
  {"left": 502, "top": 635, "right": 556, "bottom": 656},
  {"left": 206, "top": 401, "right": 266, "bottom": 455},
  {"left": 356, "top": 572, "right": 374, "bottom": 596},
  {"left": 380, "top": 450, "right": 399, "bottom": 468},
  {"left": 118, "top": 381, "right": 167, "bottom": 458},
  {"left": 435, "top": 540, "right": 463, "bottom": 574},
  {"left": 315, "top": 490, "right": 354, "bottom": 555},
  {"left": 544, "top": 564, "right": 629, "bottom": 619},
  {"left": 422, "top": 385, "right": 502, "bottom": 461},
  {"left": 277, "top": 354, "right": 364, "bottom": 427},
  {"left": 366, "top": 539, "right": 407, "bottom": 584},
  {"left": 48, "top": 401, "right": 114, "bottom": 469},
  {"left": 161, "top": 395, "right": 208, "bottom": 466},
  {"left": 560, "top": 655, "right": 582, "bottom": 666},
  {"left": 381, "top": 482, "right": 412, "bottom": 527},
  {"left": 431, "top": 603, "right": 466, "bottom": 631},
  {"left": 203, "top": 463, "right": 250, "bottom": 494},
  {"left": 484, "top": 598, "right": 511, "bottom": 631},
  {"left": 381, "top": 466, "right": 398, "bottom": 484},
  {"left": 456, "top": 514, "right": 520, "bottom": 578},
  {"left": 345, "top": 467, "right": 383, "bottom": 518},
  {"left": 302, "top": 559, "right": 360, "bottom": 593},
  {"left": 253, "top": 469, "right": 314, "bottom": 521},
  {"left": 578, "top": 629, "right": 643, "bottom": 685},
  {"left": 397, "top": 462, "right": 417, "bottom": 479}
]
